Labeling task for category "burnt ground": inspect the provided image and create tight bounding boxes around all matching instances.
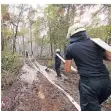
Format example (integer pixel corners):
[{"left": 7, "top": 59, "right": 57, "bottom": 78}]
[
  {"left": 37, "top": 59, "right": 111, "bottom": 111},
  {"left": 1, "top": 58, "right": 111, "bottom": 111},
  {"left": 2, "top": 74, "right": 77, "bottom": 111},
  {"left": 2, "top": 58, "right": 77, "bottom": 111}
]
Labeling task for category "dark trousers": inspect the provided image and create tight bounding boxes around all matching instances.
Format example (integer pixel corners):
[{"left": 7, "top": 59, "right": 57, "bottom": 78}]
[
  {"left": 56, "top": 68, "right": 61, "bottom": 77},
  {"left": 79, "top": 75, "right": 111, "bottom": 111},
  {"left": 55, "top": 64, "right": 61, "bottom": 77}
]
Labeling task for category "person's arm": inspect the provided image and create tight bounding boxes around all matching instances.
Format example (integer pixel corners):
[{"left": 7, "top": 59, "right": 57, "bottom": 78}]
[
  {"left": 64, "top": 46, "right": 73, "bottom": 73},
  {"left": 64, "top": 60, "right": 72, "bottom": 72},
  {"left": 104, "top": 51, "right": 111, "bottom": 61}
]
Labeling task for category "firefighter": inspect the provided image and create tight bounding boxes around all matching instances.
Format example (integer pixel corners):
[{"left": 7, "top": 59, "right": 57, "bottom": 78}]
[
  {"left": 55, "top": 49, "right": 62, "bottom": 78},
  {"left": 64, "top": 23, "right": 111, "bottom": 111},
  {"left": 25, "top": 50, "right": 28, "bottom": 58}
]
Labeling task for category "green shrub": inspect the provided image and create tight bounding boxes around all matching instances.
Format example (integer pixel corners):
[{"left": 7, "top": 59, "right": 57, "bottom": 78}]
[
  {"left": 2, "top": 51, "right": 19, "bottom": 71},
  {"left": 1, "top": 50, "right": 23, "bottom": 89},
  {"left": 47, "top": 59, "right": 54, "bottom": 68}
]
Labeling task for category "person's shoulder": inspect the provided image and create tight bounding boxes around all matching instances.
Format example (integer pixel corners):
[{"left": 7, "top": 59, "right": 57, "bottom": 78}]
[
  {"left": 66, "top": 43, "right": 75, "bottom": 52},
  {"left": 69, "top": 42, "right": 77, "bottom": 47},
  {"left": 86, "top": 38, "right": 105, "bottom": 51},
  {"left": 84, "top": 37, "right": 94, "bottom": 44},
  {"left": 87, "top": 37, "right": 97, "bottom": 45}
]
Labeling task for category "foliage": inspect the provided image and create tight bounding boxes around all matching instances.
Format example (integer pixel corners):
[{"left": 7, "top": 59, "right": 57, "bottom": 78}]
[
  {"left": 47, "top": 59, "right": 54, "bottom": 68},
  {"left": 1, "top": 50, "right": 23, "bottom": 89},
  {"left": 2, "top": 4, "right": 111, "bottom": 57},
  {"left": 18, "top": 27, "right": 29, "bottom": 36},
  {"left": 86, "top": 25, "right": 111, "bottom": 41},
  {"left": 1, "top": 4, "right": 9, "bottom": 19},
  {"left": 2, "top": 27, "right": 13, "bottom": 38},
  {"left": 1, "top": 50, "right": 20, "bottom": 72},
  {"left": 1, "top": 5, "right": 111, "bottom": 104}
]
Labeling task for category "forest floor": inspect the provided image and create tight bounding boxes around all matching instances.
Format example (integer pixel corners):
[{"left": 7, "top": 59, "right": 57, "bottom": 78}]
[{"left": 1, "top": 57, "right": 111, "bottom": 111}]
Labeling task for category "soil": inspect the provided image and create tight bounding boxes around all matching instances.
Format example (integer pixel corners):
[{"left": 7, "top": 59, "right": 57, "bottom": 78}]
[{"left": 1, "top": 58, "right": 111, "bottom": 111}]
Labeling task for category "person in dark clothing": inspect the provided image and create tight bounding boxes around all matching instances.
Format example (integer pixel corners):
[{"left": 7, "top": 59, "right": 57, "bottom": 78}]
[
  {"left": 55, "top": 49, "right": 62, "bottom": 78},
  {"left": 25, "top": 50, "right": 28, "bottom": 58},
  {"left": 64, "top": 23, "right": 111, "bottom": 111}
]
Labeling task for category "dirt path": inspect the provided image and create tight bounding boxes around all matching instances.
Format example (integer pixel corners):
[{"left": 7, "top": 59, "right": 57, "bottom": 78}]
[
  {"left": 30, "top": 57, "right": 80, "bottom": 111},
  {"left": 2, "top": 57, "right": 111, "bottom": 111},
  {"left": 36, "top": 58, "right": 111, "bottom": 111},
  {"left": 2, "top": 58, "right": 78, "bottom": 111}
]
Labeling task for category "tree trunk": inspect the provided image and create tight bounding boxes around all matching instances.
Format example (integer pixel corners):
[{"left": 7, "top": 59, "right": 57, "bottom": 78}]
[
  {"left": 71, "top": 5, "right": 76, "bottom": 24},
  {"left": 13, "top": 37, "right": 16, "bottom": 54},
  {"left": 1, "top": 32, "right": 4, "bottom": 51},
  {"left": 49, "top": 20, "right": 53, "bottom": 57},
  {"left": 29, "top": 24, "right": 33, "bottom": 56},
  {"left": 22, "top": 35, "right": 25, "bottom": 56},
  {"left": 50, "top": 42, "right": 53, "bottom": 57},
  {"left": 13, "top": 26, "right": 18, "bottom": 54},
  {"left": 39, "top": 36, "right": 45, "bottom": 57},
  {"left": 63, "top": 5, "right": 70, "bottom": 55}
]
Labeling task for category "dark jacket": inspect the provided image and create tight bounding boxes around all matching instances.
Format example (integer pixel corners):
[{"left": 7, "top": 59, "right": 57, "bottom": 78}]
[{"left": 65, "top": 31, "right": 109, "bottom": 76}]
